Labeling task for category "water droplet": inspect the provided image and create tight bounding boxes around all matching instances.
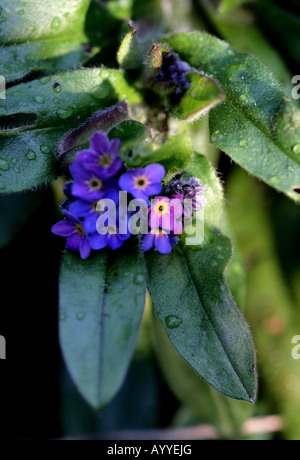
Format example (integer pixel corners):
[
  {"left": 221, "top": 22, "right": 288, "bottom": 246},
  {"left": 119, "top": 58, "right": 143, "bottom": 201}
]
[
  {"left": 100, "top": 69, "right": 109, "bottom": 79},
  {"left": 288, "top": 166, "right": 295, "bottom": 173},
  {"left": 0, "top": 182, "right": 5, "bottom": 190},
  {"left": 11, "top": 158, "right": 17, "bottom": 165},
  {"left": 239, "top": 139, "right": 249, "bottom": 149},
  {"left": 53, "top": 97, "right": 60, "bottom": 105},
  {"left": 59, "top": 313, "right": 67, "bottom": 322},
  {"left": 18, "top": 9, "right": 25, "bottom": 15},
  {"left": 53, "top": 83, "right": 62, "bottom": 93},
  {"left": 58, "top": 107, "right": 73, "bottom": 119},
  {"left": 134, "top": 274, "right": 144, "bottom": 285},
  {"left": 76, "top": 311, "right": 86, "bottom": 321},
  {"left": 165, "top": 315, "right": 182, "bottom": 329},
  {"left": 33, "top": 95, "right": 44, "bottom": 104},
  {"left": 239, "top": 94, "right": 248, "bottom": 103},
  {"left": 40, "top": 76, "right": 51, "bottom": 85},
  {"left": 292, "top": 144, "right": 300, "bottom": 155},
  {"left": 41, "top": 145, "right": 51, "bottom": 154},
  {"left": 0, "top": 158, "right": 10, "bottom": 171},
  {"left": 13, "top": 167, "right": 20, "bottom": 173},
  {"left": 269, "top": 176, "right": 281, "bottom": 186},
  {"left": 51, "top": 16, "right": 62, "bottom": 29},
  {"left": 26, "top": 150, "right": 36, "bottom": 161},
  {"left": 91, "top": 82, "right": 110, "bottom": 100}
]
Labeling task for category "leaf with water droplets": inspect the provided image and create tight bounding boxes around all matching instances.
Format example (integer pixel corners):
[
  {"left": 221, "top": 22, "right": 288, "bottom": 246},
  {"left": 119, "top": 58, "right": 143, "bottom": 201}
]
[
  {"left": 164, "top": 32, "right": 300, "bottom": 202},
  {"left": 146, "top": 230, "right": 256, "bottom": 403},
  {"left": 0, "top": 69, "right": 141, "bottom": 193},
  {"left": 59, "top": 245, "right": 147, "bottom": 410},
  {"left": 171, "top": 72, "right": 225, "bottom": 122},
  {"left": 0, "top": 0, "right": 95, "bottom": 83}
]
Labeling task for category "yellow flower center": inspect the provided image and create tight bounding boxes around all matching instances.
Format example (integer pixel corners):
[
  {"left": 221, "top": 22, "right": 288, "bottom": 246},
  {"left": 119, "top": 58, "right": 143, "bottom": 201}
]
[
  {"left": 99, "top": 154, "right": 113, "bottom": 168},
  {"left": 89, "top": 178, "right": 103, "bottom": 190},
  {"left": 156, "top": 202, "right": 168, "bottom": 214},
  {"left": 76, "top": 224, "right": 85, "bottom": 236},
  {"left": 152, "top": 229, "right": 166, "bottom": 235},
  {"left": 135, "top": 176, "right": 148, "bottom": 189}
]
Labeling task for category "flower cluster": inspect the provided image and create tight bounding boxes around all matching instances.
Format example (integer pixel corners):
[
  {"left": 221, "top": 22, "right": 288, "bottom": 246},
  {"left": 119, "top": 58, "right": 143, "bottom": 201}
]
[
  {"left": 52, "top": 131, "right": 205, "bottom": 259},
  {"left": 156, "top": 51, "right": 191, "bottom": 99}
]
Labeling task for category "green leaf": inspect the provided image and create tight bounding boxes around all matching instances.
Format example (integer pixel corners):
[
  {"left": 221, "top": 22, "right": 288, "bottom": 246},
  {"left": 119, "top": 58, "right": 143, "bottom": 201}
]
[
  {"left": 200, "top": 0, "right": 292, "bottom": 91},
  {"left": 0, "top": 128, "right": 66, "bottom": 194},
  {"left": 0, "top": 36, "right": 97, "bottom": 84},
  {"left": 165, "top": 32, "right": 300, "bottom": 202},
  {"left": 0, "top": 69, "right": 141, "bottom": 193},
  {"left": 108, "top": 120, "right": 147, "bottom": 145},
  {"left": 171, "top": 72, "right": 225, "bottom": 122},
  {"left": 152, "top": 312, "right": 253, "bottom": 435},
  {"left": 185, "top": 153, "right": 223, "bottom": 228},
  {"left": 219, "top": 0, "right": 249, "bottom": 13},
  {"left": 117, "top": 132, "right": 193, "bottom": 179},
  {"left": 0, "top": 191, "right": 44, "bottom": 248},
  {"left": 59, "top": 247, "right": 147, "bottom": 410},
  {"left": 0, "top": 69, "right": 141, "bottom": 132},
  {"left": 146, "top": 230, "right": 256, "bottom": 402},
  {"left": 117, "top": 29, "right": 145, "bottom": 70},
  {"left": 0, "top": 0, "right": 92, "bottom": 83},
  {"left": 0, "top": 0, "right": 90, "bottom": 45}
]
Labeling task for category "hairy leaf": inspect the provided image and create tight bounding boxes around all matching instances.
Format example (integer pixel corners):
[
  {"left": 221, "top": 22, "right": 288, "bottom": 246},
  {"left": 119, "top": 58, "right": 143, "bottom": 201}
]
[
  {"left": 59, "top": 247, "right": 147, "bottom": 410},
  {"left": 165, "top": 32, "right": 300, "bottom": 202}
]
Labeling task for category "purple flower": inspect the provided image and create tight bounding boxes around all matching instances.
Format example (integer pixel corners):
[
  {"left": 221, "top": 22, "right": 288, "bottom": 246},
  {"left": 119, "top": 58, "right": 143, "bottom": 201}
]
[
  {"left": 149, "top": 196, "right": 183, "bottom": 233},
  {"left": 76, "top": 132, "right": 123, "bottom": 179},
  {"left": 51, "top": 211, "right": 91, "bottom": 259},
  {"left": 70, "top": 161, "right": 120, "bottom": 202},
  {"left": 90, "top": 213, "right": 131, "bottom": 250},
  {"left": 68, "top": 199, "right": 105, "bottom": 234},
  {"left": 119, "top": 164, "right": 165, "bottom": 202},
  {"left": 142, "top": 229, "right": 178, "bottom": 255}
]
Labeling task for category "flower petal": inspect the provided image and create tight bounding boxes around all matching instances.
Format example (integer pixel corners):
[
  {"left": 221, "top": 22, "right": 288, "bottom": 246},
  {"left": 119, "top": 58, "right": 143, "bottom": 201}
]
[
  {"left": 145, "top": 164, "right": 165, "bottom": 183},
  {"left": 51, "top": 220, "right": 75, "bottom": 237},
  {"left": 118, "top": 171, "right": 135, "bottom": 194},
  {"left": 69, "top": 199, "right": 93, "bottom": 218},
  {"left": 155, "top": 234, "right": 173, "bottom": 254},
  {"left": 70, "top": 161, "right": 91, "bottom": 180},
  {"left": 84, "top": 213, "right": 99, "bottom": 234},
  {"left": 80, "top": 238, "right": 91, "bottom": 259},
  {"left": 76, "top": 149, "right": 99, "bottom": 165},
  {"left": 90, "top": 131, "right": 111, "bottom": 153},
  {"left": 66, "top": 233, "right": 82, "bottom": 251},
  {"left": 90, "top": 233, "right": 108, "bottom": 250},
  {"left": 107, "top": 234, "right": 124, "bottom": 250},
  {"left": 146, "top": 182, "right": 163, "bottom": 196},
  {"left": 141, "top": 233, "right": 155, "bottom": 252}
]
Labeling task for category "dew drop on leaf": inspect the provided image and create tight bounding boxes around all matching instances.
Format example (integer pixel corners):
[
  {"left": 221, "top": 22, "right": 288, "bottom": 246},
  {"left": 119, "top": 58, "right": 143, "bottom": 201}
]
[
  {"left": 33, "top": 95, "right": 45, "bottom": 104},
  {"left": 53, "top": 83, "right": 62, "bottom": 93},
  {"left": 76, "top": 311, "right": 86, "bottom": 321},
  {"left": 26, "top": 150, "right": 36, "bottom": 161},
  {"left": 292, "top": 144, "right": 300, "bottom": 155},
  {"left": 239, "top": 94, "right": 248, "bottom": 103},
  {"left": 268, "top": 176, "right": 281, "bottom": 186},
  {"left": 0, "top": 158, "right": 10, "bottom": 171},
  {"left": 239, "top": 139, "right": 249, "bottom": 149},
  {"left": 58, "top": 108, "right": 73, "bottom": 119},
  {"left": 51, "top": 16, "right": 62, "bottom": 29},
  {"left": 40, "top": 76, "right": 51, "bottom": 85},
  {"left": 134, "top": 274, "right": 144, "bottom": 285},
  {"left": 59, "top": 313, "right": 67, "bottom": 322},
  {"left": 41, "top": 145, "right": 51, "bottom": 154},
  {"left": 165, "top": 315, "right": 183, "bottom": 329}
]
